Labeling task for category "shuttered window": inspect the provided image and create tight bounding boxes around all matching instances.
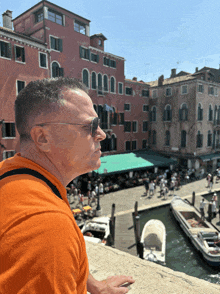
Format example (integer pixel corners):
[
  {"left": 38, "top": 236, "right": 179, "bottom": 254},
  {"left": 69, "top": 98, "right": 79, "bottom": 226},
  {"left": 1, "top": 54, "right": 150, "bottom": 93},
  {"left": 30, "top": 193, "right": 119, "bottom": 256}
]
[{"left": 50, "top": 37, "right": 63, "bottom": 52}]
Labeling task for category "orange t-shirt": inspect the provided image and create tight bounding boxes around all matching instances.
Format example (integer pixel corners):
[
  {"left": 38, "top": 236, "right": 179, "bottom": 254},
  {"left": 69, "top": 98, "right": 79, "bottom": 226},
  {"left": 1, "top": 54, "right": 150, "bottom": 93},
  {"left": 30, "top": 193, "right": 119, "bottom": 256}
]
[{"left": 0, "top": 153, "right": 89, "bottom": 293}]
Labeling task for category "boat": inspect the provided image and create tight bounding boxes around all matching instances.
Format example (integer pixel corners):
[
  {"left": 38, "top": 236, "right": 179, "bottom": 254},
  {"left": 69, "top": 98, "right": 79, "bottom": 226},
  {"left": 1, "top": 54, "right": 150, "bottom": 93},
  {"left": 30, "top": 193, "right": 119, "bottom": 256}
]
[
  {"left": 140, "top": 219, "right": 166, "bottom": 264},
  {"left": 170, "top": 196, "right": 220, "bottom": 267},
  {"left": 81, "top": 216, "right": 111, "bottom": 245}
]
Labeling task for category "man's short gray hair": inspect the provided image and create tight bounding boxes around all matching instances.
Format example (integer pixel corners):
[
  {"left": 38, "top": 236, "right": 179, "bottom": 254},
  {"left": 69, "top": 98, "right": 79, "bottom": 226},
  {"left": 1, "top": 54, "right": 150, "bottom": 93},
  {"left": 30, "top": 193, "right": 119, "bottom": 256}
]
[{"left": 15, "top": 77, "right": 88, "bottom": 142}]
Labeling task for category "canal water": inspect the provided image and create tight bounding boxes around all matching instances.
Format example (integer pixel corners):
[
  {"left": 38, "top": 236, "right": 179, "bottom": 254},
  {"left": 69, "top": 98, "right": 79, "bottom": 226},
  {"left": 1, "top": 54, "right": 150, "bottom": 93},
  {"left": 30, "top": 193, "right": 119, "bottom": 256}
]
[{"left": 138, "top": 195, "right": 220, "bottom": 285}]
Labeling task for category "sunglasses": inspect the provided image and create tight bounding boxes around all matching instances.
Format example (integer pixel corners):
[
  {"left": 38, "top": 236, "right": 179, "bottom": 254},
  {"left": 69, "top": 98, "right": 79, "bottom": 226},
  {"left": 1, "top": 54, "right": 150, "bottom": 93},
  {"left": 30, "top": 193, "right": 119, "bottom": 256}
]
[{"left": 35, "top": 117, "right": 101, "bottom": 137}]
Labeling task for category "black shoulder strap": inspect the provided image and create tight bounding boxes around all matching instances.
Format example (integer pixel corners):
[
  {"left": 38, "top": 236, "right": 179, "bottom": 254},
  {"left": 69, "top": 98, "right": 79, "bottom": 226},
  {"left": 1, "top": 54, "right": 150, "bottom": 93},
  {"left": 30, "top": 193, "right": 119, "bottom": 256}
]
[{"left": 0, "top": 168, "right": 62, "bottom": 200}]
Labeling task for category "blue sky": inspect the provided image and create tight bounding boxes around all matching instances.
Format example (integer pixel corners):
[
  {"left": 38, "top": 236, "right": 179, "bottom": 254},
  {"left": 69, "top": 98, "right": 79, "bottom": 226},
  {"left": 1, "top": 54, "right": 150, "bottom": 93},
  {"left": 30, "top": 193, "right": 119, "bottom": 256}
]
[{"left": 1, "top": 0, "right": 220, "bottom": 82}]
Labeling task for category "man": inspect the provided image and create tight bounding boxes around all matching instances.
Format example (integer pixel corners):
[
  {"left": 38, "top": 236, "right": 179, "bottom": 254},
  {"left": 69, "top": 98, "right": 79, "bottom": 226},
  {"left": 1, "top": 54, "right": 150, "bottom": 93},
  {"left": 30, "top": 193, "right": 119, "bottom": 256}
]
[
  {"left": 0, "top": 78, "right": 134, "bottom": 293},
  {"left": 200, "top": 198, "right": 208, "bottom": 220}
]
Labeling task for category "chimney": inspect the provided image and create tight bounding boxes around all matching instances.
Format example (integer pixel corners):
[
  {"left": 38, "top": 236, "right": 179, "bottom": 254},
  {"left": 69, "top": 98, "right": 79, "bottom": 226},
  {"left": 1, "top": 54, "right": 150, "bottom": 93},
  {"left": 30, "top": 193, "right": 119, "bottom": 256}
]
[
  {"left": 170, "top": 68, "right": 176, "bottom": 78},
  {"left": 2, "top": 10, "right": 12, "bottom": 30},
  {"left": 132, "top": 77, "right": 137, "bottom": 81},
  {"left": 158, "top": 75, "right": 164, "bottom": 86},
  {"left": 195, "top": 67, "right": 198, "bottom": 72}
]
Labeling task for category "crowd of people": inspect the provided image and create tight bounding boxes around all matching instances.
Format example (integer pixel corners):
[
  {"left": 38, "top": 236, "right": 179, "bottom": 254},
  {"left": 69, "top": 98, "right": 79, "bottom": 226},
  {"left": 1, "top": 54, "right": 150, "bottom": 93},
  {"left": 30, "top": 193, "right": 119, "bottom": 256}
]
[{"left": 200, "top": 193, "right": 220, "bottom": 222}]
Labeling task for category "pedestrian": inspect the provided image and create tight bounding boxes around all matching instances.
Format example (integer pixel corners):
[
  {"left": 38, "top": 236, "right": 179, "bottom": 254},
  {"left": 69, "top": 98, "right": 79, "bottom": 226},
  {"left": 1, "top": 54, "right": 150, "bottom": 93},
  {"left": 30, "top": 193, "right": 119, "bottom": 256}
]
[
  {"left": 206, "top": 173, "right": 211, "bottom": 189},
  {"left": 211, "top": 200, "right": 217, "bottom": 219},
  {"left": 0, "top": 77, "right": 134, "bottom": 293},
  {"left": 212, "top": 192, "right": 218, "bottom": 208},
  {"left": 200, "top": 198, "right": 208, "bottom": 220},
  {"left": 149, "top": 180, "right": 155, "bottom": 196},
  {"left": 143, "top": 178, "right": 149, "bottom": 196},
  {"left": 210, "top": 174, "right": 214, "bottom": 192}
]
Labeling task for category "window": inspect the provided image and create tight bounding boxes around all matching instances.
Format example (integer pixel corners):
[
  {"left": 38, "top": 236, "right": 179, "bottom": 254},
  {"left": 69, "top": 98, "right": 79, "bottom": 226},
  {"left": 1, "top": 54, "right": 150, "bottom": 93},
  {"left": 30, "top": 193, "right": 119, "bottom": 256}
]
[
  {"left": 150, "top": 106, "right": 156, "bottom": 122},
  {"left": 15, "top": 46, "right": 25, "bottom": 62},
  {"left": 125, "top": 87, "right": 132, "bottom": 95},
  {"left": 207, "top": 131, "right": 212, "bottom": 147},
  {"left": 113, "top": 112, "right": 118, "bottom": 125},
  {"left": 102, "top": 75, "right": 108, "bottom": 92},
  {"left": 181, "top": 130, "right": 186, "bottom": 148},
  {"left": 152, "top": 89, "right": 157, "bottom": 98},
  {"left": 181, "top": 85, "right": 188, "bottom": 94},
  {"left": 0, "top": 41, "right": 12, "bottom": 58},
  {"left": 152, "top": 130, "right": 156, "bottom": 145},
  {"left": 198, "top": 84, "right": 204, "bottom": 93},
  {"left": 50, "top": 37, "right": 63, "bottom": 52},
  {"left": 79, "top": 47, "right": 90, "bottom": 60},
  {"left": 2, "top": 122, "right": 16, "bottom": 138},
  {"left": 142, "top": 139, "right": 147, "bottom": 149},
  {"left": 132, "top": 121, "right": 138, "bottom": 133},
  {"left": 52, "top": 62, "right": 64, "bottom": 78},
  {"left": 48, "top": 9, "right": 63, "bottom": 25},
  {"left": 74, "top": 20, "right": 86, "bottom": 35},
  {"left": 124, "top": 122, "right": 131, "bottom": 132},
  {"left": 163, "top": 105, "right": 172, "bottom": 121},
  {"left": 35, "top": 9, "right": 44, "bottom": 23},
  {"left": 91, "top": 53, "right": 99, "bottom": 63},
  {"left": 110, "top": 77, "right": 115, "bottom": 93},
  {"left": 125, "top": 141, "right": 131, "bottom": 151},
  {"left": 98, "top": 73, "right": 103, "bottom": 95},
  {"left": 166, "top": 87, "right": 172, "bottom": 96},
  {"left": 143, "top": 105, "right": 149, "bottom": 112},
  {"left": 119, "top": 113, "right": 124, "bottom": 125},
  {"left": 215, "top": 88, "right": 218, "bottom": 96},
  {"left": 197, "top": 103, "right": 203, "bottom": 121},
  {"left": 82, "top": 69, "right": 89, "bottom": 88},
  {"left": 17, "top": 81, "right": 25, "bottom": 94},
  {"left": 39, "top": 52, "right": 47, "bottom": 68},
  {"left": 196, "top": 131, "right": 203, "bottom": 148},
  {"left": 103, "top": 57, "right": 116, "bottom": 68},
  {"left": 124, "top": 103, "right": 130, "bottom": 111},
  {"left": 179, "top": 103, "right": 188, "bottom": 121},
  {"left": 142, "top": 89, "right": 149, "bottom": 97},
  {"left": 111, "top": 134, "right": 117, "bottom": 151},
  {"left": 165, "top": 131, "right": 170, "bottom": 146},
  {"left": 208, "top": 105, "right": 213, "bottom": 121},
  {"left": 208, "top": 86, "right": 214, "bottom": 95},
  {"left": 3, "top": 150, "right": 15, "bottom": 160},
  {"left": 98, "top": 39, "right": 102, "bottom": 46},
  {"left": 118, "top": 82, "right": 123, "bottom": 94},
  {"left": 132, "top": 141, "right": 137, "bottom": 150},
  {"left": 91, "top": 72, "right": 96, "bottom": 89},
  {"left": 143, "top": 121, "right": 148, "bottom": 132}
]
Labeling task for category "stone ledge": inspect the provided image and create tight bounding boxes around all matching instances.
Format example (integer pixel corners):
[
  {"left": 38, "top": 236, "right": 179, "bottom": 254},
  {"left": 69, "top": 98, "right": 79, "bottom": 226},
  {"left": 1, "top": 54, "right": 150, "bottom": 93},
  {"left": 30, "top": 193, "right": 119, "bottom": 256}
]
[{"left": 86, "top": 241, "right": 220, "bottom": 294}]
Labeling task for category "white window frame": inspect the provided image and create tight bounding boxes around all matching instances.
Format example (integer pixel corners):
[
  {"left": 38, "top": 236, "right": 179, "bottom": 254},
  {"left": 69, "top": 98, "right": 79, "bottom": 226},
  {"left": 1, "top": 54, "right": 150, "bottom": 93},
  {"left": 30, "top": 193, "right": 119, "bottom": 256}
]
[
  {"left": 215, "top": 87, "right": 218, "bottom": 96},
  {"left": 91, "top": 71, "right": 97, "bottom": 90},
  {"left": 142, "top": 120, "right": 148, "bottom": 133},
  {"left": 49, "top": 34, "right": 62, "bottom": 53},
  {"left": 110, "top": 76, "right": 116, "bottom": 94},
  {"left": 181, "top": 85, "right": 188, "bottom": 95},
  {"left": 14, "top": 44, "right": 25, "bottom": 64},
  {"left": 124, "top": 103, "right": 131, "bottom": 112},
  {"left": 82, "top": 68, "right": 90, "bottom": 89},
  {"left": 3, "top": 150, "right": 15, "bottom": 160},
  {"left": 207, "top": 104, "right": 213, "bottom": 121},
  {"left": 132, "top": 121, "right": 138, "bottom": 133},
  {"left": 16, "top": 80, "right": 26, "bottom": 96},
  {"left": 103, "top": 74, "right": 109, "bottom": 92},
  {"left": 38, "top": 51, "right": 48, "bottom": 69},
  {"left": 198, "top": 84, "right": 204, "bottom": 93},
  {"left": 125, "top": 86, "right": 133, "bottom": 96},
  {"left": 51, "top": 60, "right": 61, "bottom": 78},
  {"left": 124, "top": 121, "right": 131, "bottom": 133},
  {"left": 208, "top": 86, "right": 214, "bottom": 96},
  {"left": 0, "top": 40, "right": 11, "bottom": 60},
  {"left": 118, "top": 82, "right": 123, "bottom": 95},
  {"left": 2, "top": 122, "right": 16, "bottom": 139},
  {"left": 143, "top": 104, "right": 148, "bottom": 112},
  {"left": 165, "top": 87, "right": 172, "bottom": 96}
]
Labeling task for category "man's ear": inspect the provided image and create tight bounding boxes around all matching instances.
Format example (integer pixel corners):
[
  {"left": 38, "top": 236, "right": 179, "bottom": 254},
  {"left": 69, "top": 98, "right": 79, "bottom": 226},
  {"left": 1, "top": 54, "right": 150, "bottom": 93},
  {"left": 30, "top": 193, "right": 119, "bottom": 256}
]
[{"left": 30, "top": 126, "right": 51, "bottom": 152}]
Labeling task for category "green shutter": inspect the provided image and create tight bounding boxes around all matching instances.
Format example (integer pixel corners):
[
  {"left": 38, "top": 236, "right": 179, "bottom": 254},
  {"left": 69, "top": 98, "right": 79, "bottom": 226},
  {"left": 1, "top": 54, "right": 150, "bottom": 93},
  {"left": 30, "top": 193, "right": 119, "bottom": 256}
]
[
  {"left": 2, "top": 123, "right": 6, "bottom": 138},
  {"left": 58, "top": 39, "right": 63, "bottom": 52},
  {"left": 22, "top": 48, "right": 25, "bottom": 62},
  {"left": 8, "top": 43, "right": 12, "bottom": 58},
  {"left": 12, "top": 123, "right": 15, "bottom": 137},
  {"left": 79, "top": 46, "right": 82, "bottom": 58},
  {"left": 97, "top": 54, "right": 99, "bottom": 63},
  {"left": 88, "top": 49, "right": 91, "bottom": 61}
]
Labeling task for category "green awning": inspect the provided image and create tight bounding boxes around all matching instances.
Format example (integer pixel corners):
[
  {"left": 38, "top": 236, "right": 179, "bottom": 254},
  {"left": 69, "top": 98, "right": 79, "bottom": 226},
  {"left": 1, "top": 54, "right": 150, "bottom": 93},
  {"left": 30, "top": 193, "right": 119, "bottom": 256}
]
[
  {"left": 199, "top": 152, "right": 220, "bottom": 162},
  {"left": 94, "top": 150, "right": 177, "bottom": 175}
]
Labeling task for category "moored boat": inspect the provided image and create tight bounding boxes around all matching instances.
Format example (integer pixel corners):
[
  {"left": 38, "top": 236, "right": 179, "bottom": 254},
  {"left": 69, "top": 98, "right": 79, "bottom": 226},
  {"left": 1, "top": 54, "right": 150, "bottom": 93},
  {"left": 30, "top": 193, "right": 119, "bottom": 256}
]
[
  {"left": 170, "top": 196, "right": 220, "bottom": 267},
  {"left": 140, "top": 219, "right": 166, "bottom": 264}
]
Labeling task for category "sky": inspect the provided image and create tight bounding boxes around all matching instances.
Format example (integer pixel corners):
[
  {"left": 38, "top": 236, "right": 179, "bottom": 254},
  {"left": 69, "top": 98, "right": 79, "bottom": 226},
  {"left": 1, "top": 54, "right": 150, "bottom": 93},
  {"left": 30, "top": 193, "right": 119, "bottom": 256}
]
[{"left": 1, "top": 0, "right": 220, "bottom": 82}]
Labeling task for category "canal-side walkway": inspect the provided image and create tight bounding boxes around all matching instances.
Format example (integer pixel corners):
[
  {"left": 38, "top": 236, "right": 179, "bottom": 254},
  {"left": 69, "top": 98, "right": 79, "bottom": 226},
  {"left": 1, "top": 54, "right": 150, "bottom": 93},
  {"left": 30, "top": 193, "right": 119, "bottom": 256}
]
[{"left": 98, "top": 177, "right": 220, "bottom": 256}]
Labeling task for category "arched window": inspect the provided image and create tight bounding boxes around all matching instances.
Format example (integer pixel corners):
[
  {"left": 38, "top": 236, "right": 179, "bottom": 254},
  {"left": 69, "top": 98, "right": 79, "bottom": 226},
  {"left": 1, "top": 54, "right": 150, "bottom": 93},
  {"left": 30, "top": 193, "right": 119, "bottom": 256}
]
[
  {"left": 179, "top": 103, "right": 188, "bottom": 121},
  {"left": 110, "top": 77, "right": 115, "bottom": 93},
  {"left": 181, "top": 130, "right": 186, "bottom": 148},
  {"left": 207, "top": 130, "right": 212, "bottom": 147},
  {"left": 103, "top": 75, "right": 108, "bottom": 92},
  {"left": 98, "top": 73, "right": 102, "bottom": 94},
  {"left": 152, "top": 130, "right": 156, "bottom": 145},
  {"left": 82, "top": 69, "right": 89, "bottom": 88},
  {"left": 208, "top": 105, "right": 213, "bottom": 121},
  {"left": 197, "top": 103, "right": 203, "bottom": 121},
  {"left": 91, "top": 72, "right": 96, "bottom": 89},
  {"left": 111, "top": 134, "right": 117, "bottom": 151},
  {"left": 52, "top": 61, "right": 63, "bottom": 78},
  {"left": 196, "top": 131, "right": 203, "bottom": 148},
  {"left": 214, "top": 105, "right": 218, "bottom": 124},
  {"left": 150, "top": 106, "right": 156, "bottom": 122},
  {"left": 165, "top": 130, "right": 170, "bottom": 146},
  {"left": 164, "top": 105, "right": 172, "bottom": 121}
]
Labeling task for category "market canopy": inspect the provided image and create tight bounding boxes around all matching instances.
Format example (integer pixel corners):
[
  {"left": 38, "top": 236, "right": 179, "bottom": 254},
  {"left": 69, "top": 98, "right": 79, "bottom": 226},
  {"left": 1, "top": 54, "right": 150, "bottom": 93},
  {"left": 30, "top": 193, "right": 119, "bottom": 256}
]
[
  {"left": 94, "top": 150, "right": 177, "bottom": 175},
  {"left": 199, "top": 152, "right": 220, "bottom": 162}
]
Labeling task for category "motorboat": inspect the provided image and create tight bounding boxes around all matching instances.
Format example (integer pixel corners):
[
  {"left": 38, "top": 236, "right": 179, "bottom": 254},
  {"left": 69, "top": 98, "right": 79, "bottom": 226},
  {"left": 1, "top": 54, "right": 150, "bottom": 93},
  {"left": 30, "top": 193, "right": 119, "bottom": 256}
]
[
  {"left": 170, "top": 196, "right": 220, "bottom": 267},
  {"left": 140, "top": 219, "right": 166, "bottom": 264},
  {"left": 81, "top": 216, "right": 111, "bottom": 245}
]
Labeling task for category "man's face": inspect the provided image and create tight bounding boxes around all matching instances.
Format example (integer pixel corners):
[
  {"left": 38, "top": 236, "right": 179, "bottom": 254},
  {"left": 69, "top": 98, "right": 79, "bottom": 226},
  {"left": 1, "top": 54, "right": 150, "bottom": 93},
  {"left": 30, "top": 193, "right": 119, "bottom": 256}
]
[{"left": 35, "top": 88, "right": 106, "bottom": 175}]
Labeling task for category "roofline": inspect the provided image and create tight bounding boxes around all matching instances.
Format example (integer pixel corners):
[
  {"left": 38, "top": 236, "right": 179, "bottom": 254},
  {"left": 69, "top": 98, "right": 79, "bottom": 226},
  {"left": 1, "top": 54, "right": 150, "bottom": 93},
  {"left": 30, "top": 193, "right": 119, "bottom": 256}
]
[
  {"left": 124, "top": 79, "right": 150, "bottom": 86},
  {"left": 12, "top": 0, "right": 91, "bottom": 23}
]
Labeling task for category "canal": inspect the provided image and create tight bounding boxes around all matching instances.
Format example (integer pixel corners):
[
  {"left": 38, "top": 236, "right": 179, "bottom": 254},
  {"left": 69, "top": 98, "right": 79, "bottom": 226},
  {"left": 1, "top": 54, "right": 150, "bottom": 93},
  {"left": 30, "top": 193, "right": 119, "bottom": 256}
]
[{"left": 138, "top": 194, "right": 220, "bottom": 285}]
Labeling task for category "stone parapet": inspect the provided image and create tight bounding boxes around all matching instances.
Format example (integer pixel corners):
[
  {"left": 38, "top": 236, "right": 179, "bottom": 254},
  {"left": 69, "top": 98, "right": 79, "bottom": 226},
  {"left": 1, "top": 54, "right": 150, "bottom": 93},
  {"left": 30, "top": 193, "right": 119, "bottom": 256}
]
[{"left": 86, "top": 241, "right": 220, "bottom": 294}]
